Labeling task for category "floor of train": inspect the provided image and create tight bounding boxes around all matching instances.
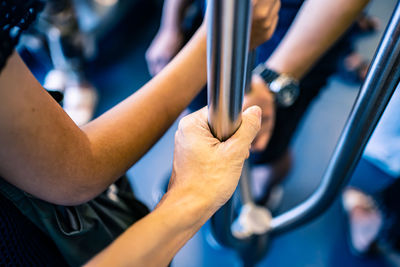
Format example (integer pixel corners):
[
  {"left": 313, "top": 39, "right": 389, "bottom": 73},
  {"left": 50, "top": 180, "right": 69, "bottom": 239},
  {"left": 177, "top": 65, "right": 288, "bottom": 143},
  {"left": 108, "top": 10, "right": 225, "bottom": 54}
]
[{"left": 83, "top": 0, "right": 399, "bottom": 266}]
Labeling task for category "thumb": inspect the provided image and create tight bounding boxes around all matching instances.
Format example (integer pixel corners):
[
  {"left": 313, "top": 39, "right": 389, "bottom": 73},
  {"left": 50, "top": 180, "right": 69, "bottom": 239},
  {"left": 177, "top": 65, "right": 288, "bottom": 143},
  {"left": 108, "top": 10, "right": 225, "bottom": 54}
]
[{"left": 229, "top": 106, "right": 262, "bottom": 146}]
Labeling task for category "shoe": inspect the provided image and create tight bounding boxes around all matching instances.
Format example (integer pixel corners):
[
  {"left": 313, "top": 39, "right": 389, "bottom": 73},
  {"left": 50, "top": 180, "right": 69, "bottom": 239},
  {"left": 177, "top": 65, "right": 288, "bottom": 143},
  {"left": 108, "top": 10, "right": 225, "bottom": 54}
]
[{"left": 342, "top": 187, "right": 382, "bottom": 256}]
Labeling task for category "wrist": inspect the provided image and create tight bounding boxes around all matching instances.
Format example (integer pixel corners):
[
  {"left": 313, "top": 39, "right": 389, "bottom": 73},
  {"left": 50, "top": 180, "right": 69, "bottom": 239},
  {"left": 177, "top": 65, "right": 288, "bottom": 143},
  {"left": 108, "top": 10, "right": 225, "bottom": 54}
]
[
  {"left": 156, "top": 184, "right": 213, "bottom": 230},
  {"left": 264, "top": 58, "right": 303, "bottom": 80}
]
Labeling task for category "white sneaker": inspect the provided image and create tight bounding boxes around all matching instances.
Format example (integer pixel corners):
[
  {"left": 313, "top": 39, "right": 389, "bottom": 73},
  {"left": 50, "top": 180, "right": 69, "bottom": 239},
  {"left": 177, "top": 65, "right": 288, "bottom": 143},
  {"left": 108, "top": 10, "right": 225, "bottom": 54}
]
[{"left": 342, "top": 188, "right": 382, "bottom": 255}]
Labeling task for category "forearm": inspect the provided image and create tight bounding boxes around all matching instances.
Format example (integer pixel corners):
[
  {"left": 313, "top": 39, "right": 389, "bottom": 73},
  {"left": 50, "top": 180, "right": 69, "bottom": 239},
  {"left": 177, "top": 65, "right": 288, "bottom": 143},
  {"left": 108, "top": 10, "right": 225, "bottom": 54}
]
[
  {"left": 85, "top": 96, "right": 263, "bottom": 267},
  {"left": 160, "top": 0, "right": 195, "bottom": 31},
  {"left": 266, "top": 0, "right": 370, "bottom": 79},
  {"left": 0, "top": 28, "right": 206, "bottom": 205},
  {"left": 85, "top": 103, "right": 262, "bottom": 267},
  {"left": 85, "top": 188, "right": 211, "bottom": 267},
  {"left": 83, "top": 27, "right": 207, "bottom": 186}
]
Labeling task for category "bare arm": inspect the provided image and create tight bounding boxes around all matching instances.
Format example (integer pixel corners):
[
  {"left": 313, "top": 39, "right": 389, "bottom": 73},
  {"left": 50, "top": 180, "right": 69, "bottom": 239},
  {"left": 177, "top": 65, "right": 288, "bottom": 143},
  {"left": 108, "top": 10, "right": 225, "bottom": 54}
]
[
  {"left": 247, "top": 0, "right": 370, "bottom": 150},
  {"left": 85, "top": 107, "right": 261, "bottom": 267},
  {"left": 85, "top": 189, "right": 208, "bottom": 267},
  {"left": 0, "top": 0, "right": 278, "bottom": 206},
  {"left": 146, "top": 0, "right": 279, "bottom": 75},
  {"left": 0, "top": 28, "right": 207, "bottom": 206},
  {"left": 266, "top": 0, "right": 370, "bottom": 79},
  {"left": 160, "top": 0, "right": 195, "bottom": 31},
  {"left": 145, "top": 0, "right": 195, "bottom": 75}
]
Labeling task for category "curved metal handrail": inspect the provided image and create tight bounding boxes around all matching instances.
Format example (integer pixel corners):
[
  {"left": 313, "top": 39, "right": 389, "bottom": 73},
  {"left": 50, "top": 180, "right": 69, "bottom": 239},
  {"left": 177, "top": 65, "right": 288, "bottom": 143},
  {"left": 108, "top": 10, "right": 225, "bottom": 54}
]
[{"left": 269, "top": 0, "right": 400, "bottom": 234}]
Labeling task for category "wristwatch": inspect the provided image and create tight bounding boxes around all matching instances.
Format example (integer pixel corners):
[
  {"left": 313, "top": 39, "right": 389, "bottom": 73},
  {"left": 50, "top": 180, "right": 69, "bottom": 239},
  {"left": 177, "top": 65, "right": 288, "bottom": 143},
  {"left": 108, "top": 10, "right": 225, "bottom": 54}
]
[{"left": 252, "top": 64, "right": 300, "bottom": 107}]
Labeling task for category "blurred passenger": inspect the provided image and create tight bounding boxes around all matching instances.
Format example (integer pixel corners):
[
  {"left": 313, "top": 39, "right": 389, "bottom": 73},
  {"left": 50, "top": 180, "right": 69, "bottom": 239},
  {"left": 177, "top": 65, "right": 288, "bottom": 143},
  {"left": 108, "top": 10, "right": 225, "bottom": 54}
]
[
  {"left": 146, "top": 0, "right": 372, "bottom": 209},
  {"left": 343, "top": 87, "right": 400, "bottom": 257},
  {"left": 0, "top": 0, "right": 277, "bottom": 266}
]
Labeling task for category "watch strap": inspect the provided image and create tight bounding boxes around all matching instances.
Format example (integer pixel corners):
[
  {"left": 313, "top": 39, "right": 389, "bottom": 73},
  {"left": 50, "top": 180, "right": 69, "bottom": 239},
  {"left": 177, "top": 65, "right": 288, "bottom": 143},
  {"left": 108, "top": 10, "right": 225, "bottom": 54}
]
[{"left": 253, "top": 64, "right": 279, "bottom": 84}]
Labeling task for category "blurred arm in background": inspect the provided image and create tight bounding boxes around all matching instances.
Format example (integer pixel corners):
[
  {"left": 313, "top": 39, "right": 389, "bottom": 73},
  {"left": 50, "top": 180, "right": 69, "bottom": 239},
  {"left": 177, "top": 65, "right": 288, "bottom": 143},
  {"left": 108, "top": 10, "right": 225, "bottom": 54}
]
[
  {"left": 264, "top": 0, "right": 371, "bottom": 80},
  {"left": 246, "top": 0, "right": 371, "bottom": 151},
  {"left": 146, "top": 0, "right": 279, "bottom": 76},
  {"left": 146, "top": 0, "right": 195, "bottom": 76}
]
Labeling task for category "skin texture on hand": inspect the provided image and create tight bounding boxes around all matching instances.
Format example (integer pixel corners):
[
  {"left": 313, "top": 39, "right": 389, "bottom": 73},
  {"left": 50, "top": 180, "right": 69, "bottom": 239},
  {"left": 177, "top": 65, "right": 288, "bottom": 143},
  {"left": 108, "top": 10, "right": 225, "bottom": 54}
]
[
  {"left": 85, "top": 106, "right": 261, "bottom": 267},
  {"left": 169, "top": 106, "right": 262, "bottom": 213},
  {"left": 244, "top": 75, "right": 275, "bottom": 151}
]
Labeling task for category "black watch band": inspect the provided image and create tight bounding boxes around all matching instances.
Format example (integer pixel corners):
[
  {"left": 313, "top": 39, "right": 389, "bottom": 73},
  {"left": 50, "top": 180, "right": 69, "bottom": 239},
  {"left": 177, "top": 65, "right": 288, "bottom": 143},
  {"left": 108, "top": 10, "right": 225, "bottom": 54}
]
[
  {"left": 252, "top": 64, "right": 300, "bottom": 108},
  {"left": 253, "top": 64, "right": 279, "bottom": 84}
]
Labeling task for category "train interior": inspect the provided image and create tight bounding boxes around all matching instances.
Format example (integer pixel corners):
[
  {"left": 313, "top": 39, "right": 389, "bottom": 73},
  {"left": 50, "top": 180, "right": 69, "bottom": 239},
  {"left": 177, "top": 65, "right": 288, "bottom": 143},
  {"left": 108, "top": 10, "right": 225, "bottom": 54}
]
[{"left": 22, "top": 0, "right": 399, "bottom": 266}]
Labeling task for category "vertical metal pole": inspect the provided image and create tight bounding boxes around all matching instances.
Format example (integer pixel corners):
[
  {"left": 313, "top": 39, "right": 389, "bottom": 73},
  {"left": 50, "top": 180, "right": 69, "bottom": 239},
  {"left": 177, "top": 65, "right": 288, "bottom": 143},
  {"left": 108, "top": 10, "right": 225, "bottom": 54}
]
[
  {"left": 240, "top": 161, "right": 253, "bottom": 205},
  {"left": 269, "top": 0, "right": 400, "bottom": 234},
  {"left": 207, "top": 0, "right": 252, "bottom": 140},
  {"left": 207, "top": 0, "right": 257, "bottom": 252},
  {"left": 240, "top": 51, "right": 258, "bottom": 205}
]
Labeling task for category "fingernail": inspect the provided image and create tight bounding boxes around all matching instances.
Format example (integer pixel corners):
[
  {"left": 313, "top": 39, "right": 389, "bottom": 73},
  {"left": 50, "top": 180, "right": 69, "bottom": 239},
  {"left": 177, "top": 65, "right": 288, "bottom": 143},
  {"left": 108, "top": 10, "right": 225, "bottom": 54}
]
[{"left": 250, "top": 106, "right": 261, "bottom": 117}]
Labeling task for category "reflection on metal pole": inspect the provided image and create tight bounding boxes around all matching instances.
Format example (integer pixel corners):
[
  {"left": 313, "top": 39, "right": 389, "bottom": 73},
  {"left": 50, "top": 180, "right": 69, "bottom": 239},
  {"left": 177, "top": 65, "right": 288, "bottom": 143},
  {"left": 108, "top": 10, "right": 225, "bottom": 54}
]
[
  {"left": 207, "top": 0, "right": 252, "bottom": 141},
  {"left": 240, "top": 50, "right": 258, "bottom": 206},
  {"left": 207, "top": 0, "right": 259, "bottom": 254},
  {"left": 239, "top": 161, "right": 253, "bottom": 205},
  {"left": 270, "top": 0, "right": 400, "bottom": 234}
]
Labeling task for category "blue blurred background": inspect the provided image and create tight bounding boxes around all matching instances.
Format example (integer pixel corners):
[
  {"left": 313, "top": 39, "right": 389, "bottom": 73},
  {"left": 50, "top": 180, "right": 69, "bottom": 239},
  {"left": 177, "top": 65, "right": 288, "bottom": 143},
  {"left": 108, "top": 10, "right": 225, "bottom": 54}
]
[{"left": 24, "top": 0, "right": 399, "bottom": 266}]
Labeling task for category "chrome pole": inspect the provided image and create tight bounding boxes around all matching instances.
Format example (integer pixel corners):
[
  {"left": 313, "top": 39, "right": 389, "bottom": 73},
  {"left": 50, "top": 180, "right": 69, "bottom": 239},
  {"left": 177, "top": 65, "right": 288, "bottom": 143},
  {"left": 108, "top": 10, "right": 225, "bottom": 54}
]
[
  {"left": 207, "top": 0, "right": 252, "bottom": 140},
  {"left": 270, "top": 0, "right": 400, "bottom": 234},
  {"left": 240, "top": 51, "right": 258, "bottom": 206},
  {"left": 207, "top": 0, "right": 257, "bottom": 250}
]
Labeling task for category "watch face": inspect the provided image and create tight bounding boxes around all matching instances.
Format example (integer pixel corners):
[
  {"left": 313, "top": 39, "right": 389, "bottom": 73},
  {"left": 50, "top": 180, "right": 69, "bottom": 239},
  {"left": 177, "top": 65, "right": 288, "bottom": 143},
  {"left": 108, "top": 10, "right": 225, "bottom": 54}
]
[
  {"left": 270, "top": 75, "right": 299, "bottom": 107},
  {"left": 277, "top": 84, "right": 299, "bottom": 107}
]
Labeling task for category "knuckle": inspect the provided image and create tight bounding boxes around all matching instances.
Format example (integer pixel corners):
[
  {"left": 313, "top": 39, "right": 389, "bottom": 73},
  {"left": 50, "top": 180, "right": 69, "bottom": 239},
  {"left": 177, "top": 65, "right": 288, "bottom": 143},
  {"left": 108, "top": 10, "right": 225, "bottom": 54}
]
[
  {"left": 178, "top": 117, "right": 190, "bottom": 131},
  {"left": 263, "top": 19, "right": 272, "bottom": 28},
  {"left": 260, "top": 9, "right": 270, "bottom": 19},
  {"left": 174, "top": 130, "right": 184, "bottom": 144}
]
